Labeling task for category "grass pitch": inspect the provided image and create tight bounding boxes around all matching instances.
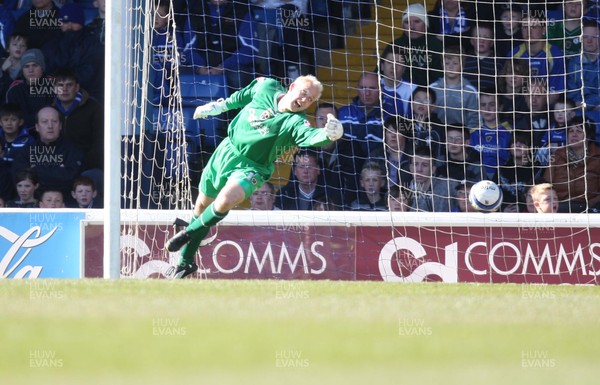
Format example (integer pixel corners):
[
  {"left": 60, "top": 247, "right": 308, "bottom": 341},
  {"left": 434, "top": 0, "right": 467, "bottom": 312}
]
[{"left": 1, "top": 280, "right": 599, "bottom": 385}]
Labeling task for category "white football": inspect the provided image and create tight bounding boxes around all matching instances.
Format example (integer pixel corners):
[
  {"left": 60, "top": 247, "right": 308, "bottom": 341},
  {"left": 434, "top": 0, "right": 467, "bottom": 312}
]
[{"left": 469, "top": 180, "right": 503, "bottom": 212}]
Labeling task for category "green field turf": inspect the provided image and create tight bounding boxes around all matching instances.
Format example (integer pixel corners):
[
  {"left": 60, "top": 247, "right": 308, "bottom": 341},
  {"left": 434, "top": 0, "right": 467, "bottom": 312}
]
[{"left": 1, "top": 280, "right": 598, "bottom": 385}]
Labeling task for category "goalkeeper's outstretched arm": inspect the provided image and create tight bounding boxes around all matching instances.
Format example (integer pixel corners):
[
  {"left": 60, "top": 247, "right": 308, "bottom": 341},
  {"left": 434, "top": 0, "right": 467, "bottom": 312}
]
[{"left": 193, "top": 98, "right": 229, "bottom": 119}]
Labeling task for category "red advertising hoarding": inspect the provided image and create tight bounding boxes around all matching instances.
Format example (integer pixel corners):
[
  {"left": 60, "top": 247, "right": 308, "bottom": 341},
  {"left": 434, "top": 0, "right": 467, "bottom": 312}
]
[{"left": 84, "top": 224, "right": 600, "bottom": 285}]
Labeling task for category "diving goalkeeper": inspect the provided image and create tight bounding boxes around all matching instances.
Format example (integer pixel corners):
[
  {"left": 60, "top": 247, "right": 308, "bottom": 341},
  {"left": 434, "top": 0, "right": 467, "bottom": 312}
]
[{"left": 165, "top": 75, "right": 344, "bottom": 279}]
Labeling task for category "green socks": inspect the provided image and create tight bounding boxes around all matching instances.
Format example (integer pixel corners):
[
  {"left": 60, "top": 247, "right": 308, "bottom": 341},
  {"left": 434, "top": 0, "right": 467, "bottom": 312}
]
[
  {"left": 186, "top": 203, "right": 227, "bottom": 232},
  {"left": 178, "top": 204, "right": 228, "bottom": 266}
]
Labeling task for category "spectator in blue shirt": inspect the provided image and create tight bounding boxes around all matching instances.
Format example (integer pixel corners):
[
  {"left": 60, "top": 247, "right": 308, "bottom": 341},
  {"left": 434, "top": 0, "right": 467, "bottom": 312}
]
[
  {"left": 567, "top": 19, "right": 600, "bottom": 110},
  {"left": 0, "top": 103, "right": 33, "bottom": 165},
  {"left": 338, "top": 72, "right": 383, "bottom": 158},
  {"left": 511, "top": 14, "right": 566, "bottom": 103},
  {"left": 470, "top": 92, "right": 513, "bottom": 178},
  {"left": 379, "top": 45, "right": 413, "bottom": 117}
]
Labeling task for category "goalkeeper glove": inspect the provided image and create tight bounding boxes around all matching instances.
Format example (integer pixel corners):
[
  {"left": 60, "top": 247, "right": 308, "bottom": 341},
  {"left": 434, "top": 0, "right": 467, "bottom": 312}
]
[
  {"left": 193, "top": 98, "right": 228, "bottom": 119},
  {"left": 324, "top": 113, "right": 343, "bottom": 141}
]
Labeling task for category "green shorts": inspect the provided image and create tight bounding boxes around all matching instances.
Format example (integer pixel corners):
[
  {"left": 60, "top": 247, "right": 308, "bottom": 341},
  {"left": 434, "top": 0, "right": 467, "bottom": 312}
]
[{"left": 199, "top": 138, "right": 274, "bottom": 199}]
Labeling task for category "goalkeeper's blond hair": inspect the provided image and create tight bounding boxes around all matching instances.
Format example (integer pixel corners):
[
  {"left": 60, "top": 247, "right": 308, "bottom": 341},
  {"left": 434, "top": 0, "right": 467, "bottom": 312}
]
[{"left": 295, "top": 75, "right": 323, "bottom": 100}]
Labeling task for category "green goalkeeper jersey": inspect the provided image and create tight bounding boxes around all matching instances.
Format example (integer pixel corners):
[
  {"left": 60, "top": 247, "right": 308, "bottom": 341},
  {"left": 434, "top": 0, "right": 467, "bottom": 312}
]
[{"left": 223, "top": 77, "right": 331, "bottom": 166}]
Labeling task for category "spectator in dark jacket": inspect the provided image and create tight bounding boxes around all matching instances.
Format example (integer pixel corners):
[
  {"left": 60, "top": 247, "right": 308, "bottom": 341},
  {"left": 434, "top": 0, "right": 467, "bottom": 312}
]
[
  {"left": 11, "top": 105, "right": 83, "bottom": 200},
  {"left": 42, "top": 4, "right": 100, "bottom": 97},
  {"left": 0, "top": 103, "right": 34, "bottom": 165},
  {"left": 13, "top": 0, "right": 62, "bottom": 49},
  {"left": 52, "top": 68, "right": 103, "bottom": 171},
  {"left": 5, "top": 48, "right": 55, "bottom": 128},
  {"left": 276, "top": 149, "right": 344, "bottom": 210}
]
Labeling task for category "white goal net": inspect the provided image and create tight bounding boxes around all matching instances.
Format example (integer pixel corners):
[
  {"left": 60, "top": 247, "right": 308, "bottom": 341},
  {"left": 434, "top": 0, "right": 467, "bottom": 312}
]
[{"left": 113, "top": 0, "right": 600, "bottom": 284}]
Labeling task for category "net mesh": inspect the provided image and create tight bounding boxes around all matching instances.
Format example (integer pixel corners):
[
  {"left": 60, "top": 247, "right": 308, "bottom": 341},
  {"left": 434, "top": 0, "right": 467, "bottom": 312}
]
[{"left": 116, "top": 0, "right": 600, "bottom": 284}]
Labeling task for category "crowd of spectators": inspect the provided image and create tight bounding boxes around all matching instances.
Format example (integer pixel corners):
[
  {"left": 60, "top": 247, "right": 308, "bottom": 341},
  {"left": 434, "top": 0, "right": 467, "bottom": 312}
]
[
  {"left": 0, "top": 0, "right": 105, "bottom": 208},
  {"left": 2, "top": 1, "right": 600, "bottom": 214},
  {"left": 263, "top": 0, "right": 600, "bottom": 214}
]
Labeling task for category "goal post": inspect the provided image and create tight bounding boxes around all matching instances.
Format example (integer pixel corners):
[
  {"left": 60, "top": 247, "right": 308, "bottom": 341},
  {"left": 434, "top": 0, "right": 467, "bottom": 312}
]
[{"left": 104, "top": 0, "right": 125, "bottom": 279}]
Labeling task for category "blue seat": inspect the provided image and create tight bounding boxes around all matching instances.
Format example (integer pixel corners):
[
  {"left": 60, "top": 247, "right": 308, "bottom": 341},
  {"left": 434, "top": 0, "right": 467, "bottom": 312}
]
[
  {"left": 179, "top": 74, "right": 228, "bottom": 107},
  {"left": 151, "top": 107, "right": 223, "bottom": 149},
  {"left": 181, "top": 107, "right": 224, "bottom": 149}
]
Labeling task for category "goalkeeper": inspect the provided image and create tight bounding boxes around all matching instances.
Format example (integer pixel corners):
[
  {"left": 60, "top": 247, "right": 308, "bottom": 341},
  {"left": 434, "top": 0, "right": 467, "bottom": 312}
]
[{"left": 165, "top": 75, "right": 344, "bottom": 279}]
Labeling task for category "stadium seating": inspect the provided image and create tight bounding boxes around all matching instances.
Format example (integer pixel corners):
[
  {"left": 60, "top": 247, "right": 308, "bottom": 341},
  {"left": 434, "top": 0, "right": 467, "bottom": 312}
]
[
  {"left": 178, "top": 74, "right": 229, "bottom": 149},
  {"left": 179, "top": 73, "right": 229, "bottom": 106}
]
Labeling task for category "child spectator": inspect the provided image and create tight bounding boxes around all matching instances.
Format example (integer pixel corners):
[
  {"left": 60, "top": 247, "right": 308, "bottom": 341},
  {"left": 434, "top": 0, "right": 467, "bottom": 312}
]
[
  {"left": 0, "top": 34, "right": 28, "bottom": 95},
  {"left": 464, "top": 22, "right": 503, "bottom": 92},
  {"left": 529, "top": 183, "right": 559, "bottom": 213},
  {"left": 408, "top": 86, "right": 446, "bottom": 159},
  {"left": 408, "top": 146, "right": 452, "bottom": 212},
  {"left": 537, "top": 97, "right": 578, "bottom": 162},
  {"left": 516, "top": 79, "right": 553, "bottom": 164},
  {"left": 435, "top": 124, "right": 484, "bottom": 187},
  {"left": 387, "top": 185, "right": 410, "bottom": 212},
  {"left": 429, "top": 45, "right": 479, "bottom": 130},
  {"left": 379, "top": 45, "right": 414, "bottom": 116},
  {"left": 566, "top": 19, "right": 600, "bottom": 110},
  {"left": 495, "top": 3, "right": 523, "bottom": 58},
  {"left": 453, "top": 180, "right": 477, "bottom": 213},
  {"left": 38, "top": 188, "right": 65, "bottom": 209},
  {"left": 350, "top": 160, "right": 388, "bottom": 211},
  {"left": 511, "top": 14, "right": 566, "bottom": 100},
  {"left": 547, "top": 0, "right": 587, "bottom": 59},
  {"left": 496, "top": 132, "right": 543, "bottom": 212},
  {"left": 5, "top": 168, "right": 38, "bottom": 208},
  {"left": 369, "top": 116, "right": 412, "bottom": 189},
  {"left": 544, "top": 117, "right": 600, "bottom": 212},
  {"left": 498, "top": 58, "right": 530, "bottom": 118},
  {"left": 248, "top": 181, "right": 277, "bottom": 211},
  {"left": 0, "top": 104, "right": 33, "bottom": 164},
  {"left": 5, "top": 48, "right": 55, "bottom": 128},
  {"left": 470, "top": 92, "right": 513, "bottom": 178},
  {"left": 70, "top": 176, "right": 102, "bottom": 208}
]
